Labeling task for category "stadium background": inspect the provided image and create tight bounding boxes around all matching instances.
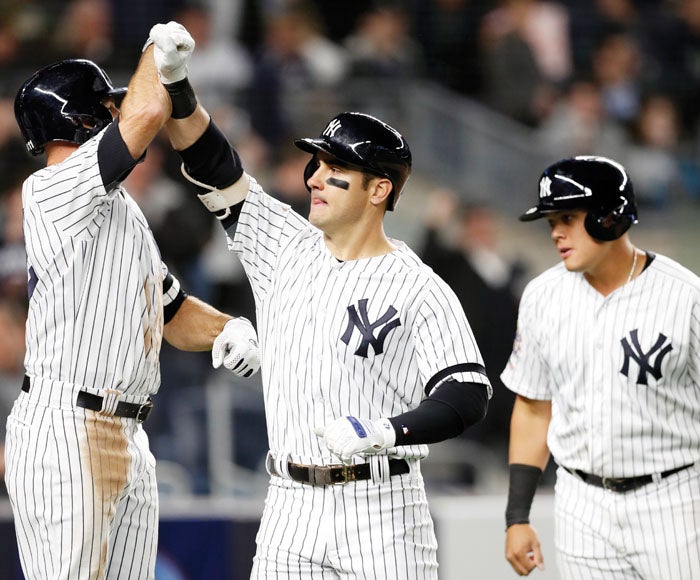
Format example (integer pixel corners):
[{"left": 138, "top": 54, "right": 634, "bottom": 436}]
[{"left": 0, "top": 0, "right": 699, "bottom": 578}]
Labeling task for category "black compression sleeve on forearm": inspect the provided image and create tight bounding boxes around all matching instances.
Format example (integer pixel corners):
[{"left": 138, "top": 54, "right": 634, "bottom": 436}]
[
  {"left": 178, "top": 119, "right": 243, "bottom": 192},
  {"left": 389, "top": 381, "right": 489, "bottom": 446},
  {"left": 505, "top": 464, "right": 543, "bottom": 529}
]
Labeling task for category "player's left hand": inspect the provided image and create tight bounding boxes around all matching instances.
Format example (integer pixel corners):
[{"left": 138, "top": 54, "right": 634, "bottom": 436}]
[
  {"left": 146, "top": 21, "right": 195, "bottom": 84},
  {"left": 314, "top": 416, "right": 396, "bottom": 464},
  {"left": 212, "top": 317, "right": 260, "bottom": 378}
]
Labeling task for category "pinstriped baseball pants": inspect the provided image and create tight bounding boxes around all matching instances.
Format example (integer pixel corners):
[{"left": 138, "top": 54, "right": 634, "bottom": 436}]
[
  {"left": 554, "top": 464, "right": 700, "bottom": 579},
  {"left": 251, "top": 460, "right": 439, "bottom": 579},
  {"left": 4, "top": 392, "right": 158, "bottom": 579}
]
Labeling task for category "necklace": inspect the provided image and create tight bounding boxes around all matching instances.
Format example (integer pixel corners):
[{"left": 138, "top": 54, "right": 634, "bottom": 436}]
[{"left": 627, "top": 248, "right": 638, "bottom": 284}]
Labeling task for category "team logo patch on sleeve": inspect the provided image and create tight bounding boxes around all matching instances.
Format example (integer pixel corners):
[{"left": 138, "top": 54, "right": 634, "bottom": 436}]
[{"left": 341, "top": 298, "right": 401, "bottom": 358}]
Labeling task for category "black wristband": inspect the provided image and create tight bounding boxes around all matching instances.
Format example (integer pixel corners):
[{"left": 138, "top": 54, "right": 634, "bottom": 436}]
[
  {"left": 165, "top": 78, "right": 197, "bottom": 119},
  {"left": 505, "top": 463, "right": 543, "bottom": 529}
]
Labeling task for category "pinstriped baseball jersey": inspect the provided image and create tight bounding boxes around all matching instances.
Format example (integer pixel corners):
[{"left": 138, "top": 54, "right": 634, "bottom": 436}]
[
  {"left": 21, "top": 127, "right": 181, "bottom": 398},
  {"left": 5, "top": 124, "right": 180, "bottom": 579},
  {"left": 227, "top": 176, "right": 491, "bottom": 464},
  {"left": 501, "top": 254, "right": 700, "bottom": 477}
]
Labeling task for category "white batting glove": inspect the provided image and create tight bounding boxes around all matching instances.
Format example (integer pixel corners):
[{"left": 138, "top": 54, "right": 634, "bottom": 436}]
[
  {"left": 212, "top": 318, "right": 260, "bottom": 378},
  {"left": 146, "top": 21, "right": 195, "bottom": 84},
  {"left": 314, "top": 416, "right": 396, "bottom": 464}
]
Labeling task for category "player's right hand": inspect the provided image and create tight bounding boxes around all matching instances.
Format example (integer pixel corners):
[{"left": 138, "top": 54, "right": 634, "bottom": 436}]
[
  {"left": 505, "top": 523, "right": 545, "bottom": 576},
  {"left": 147, "top": 21, "right": 195, "bottom": 84},
  {"left": 212, "top": 317, "right": 260, "bottom": 378}
]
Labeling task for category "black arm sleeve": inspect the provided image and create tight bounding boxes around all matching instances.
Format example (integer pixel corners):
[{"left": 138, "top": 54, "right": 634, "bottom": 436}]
[
  {"left": 177, "top": 118, "right": 243, "bottom": 192},
  {"left": 389, "top": 380, "right": 489, "bottom": 446},
  {"left": 98, "top": 120, "right": 140, "bottom": 190}
]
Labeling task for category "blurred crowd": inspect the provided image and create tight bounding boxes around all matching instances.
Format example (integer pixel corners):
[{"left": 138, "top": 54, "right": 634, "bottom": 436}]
[{"left": 1, "top": 0, "right": 700, "bottom": 494}]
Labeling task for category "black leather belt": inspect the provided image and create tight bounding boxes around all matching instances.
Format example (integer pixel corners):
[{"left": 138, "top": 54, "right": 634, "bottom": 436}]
[
  {"left": 274, "top": 458, "right": 409, "bottom": 486},
  {"left": 563, "top": 463, "right": 694, "bottom": 493},
  {"left": 22, "top": 375, "right": 153, "bottom": 423}
]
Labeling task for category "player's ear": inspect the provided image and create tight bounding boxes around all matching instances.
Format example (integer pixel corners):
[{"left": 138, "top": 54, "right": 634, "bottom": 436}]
[{"left": 368, "top": 177, "right": 393, "bottom": 210}]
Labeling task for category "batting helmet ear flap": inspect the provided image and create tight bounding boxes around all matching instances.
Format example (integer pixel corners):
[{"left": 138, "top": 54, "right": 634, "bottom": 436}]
[
  {"left": 583, "top": 195, "right": 636, "bottom": 241},
  {"left": 302, "top": 156, "right": 319, "bottom": 193}
]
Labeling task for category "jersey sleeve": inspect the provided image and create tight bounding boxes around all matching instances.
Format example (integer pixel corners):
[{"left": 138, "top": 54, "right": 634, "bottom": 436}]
[
  {"left": 412, "top": 275, "right": 492, "bottom": 396},
  {"left": 690, "top": 299, "right": 700, "bottom": 388},
  {"left": 161, "top": 262, "right": 188, "bottom": 324},
  {"left": 23, "top": 123, "right": 131, "bottom": 240},
  {"left": 500, "top": 281, "right": 552, "bottom": 399},
  {"left": 225, "top": 177, "right": 308, "bottom": 299}
]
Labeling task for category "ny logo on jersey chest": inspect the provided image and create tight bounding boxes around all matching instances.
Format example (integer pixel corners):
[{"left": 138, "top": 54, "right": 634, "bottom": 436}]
[
  {"left": 620, "top": 329, "right": 673, "bottom": 385},
  {"left": 341, "top": 298, "right": 401, "bottom": 358}
]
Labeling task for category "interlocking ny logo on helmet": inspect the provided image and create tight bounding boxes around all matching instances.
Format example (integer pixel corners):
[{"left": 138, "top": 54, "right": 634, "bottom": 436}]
[
  {"left": 294, "top": 112, "right": 412, "bottom": 211},
  {"left": 14, "top": 59, "right": 127, "bottom": 156},
  {"left": 520, "top": 156, "right": 638, "bottom": 241}
]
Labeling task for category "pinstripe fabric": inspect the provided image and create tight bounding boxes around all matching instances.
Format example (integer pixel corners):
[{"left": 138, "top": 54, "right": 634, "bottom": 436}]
[
  {"left": 230, "top": 177, "right": 490, "bottom": 464},
  {"left": 225, "top": 176, "right": 489, "bottom": 577},
  {"left": 5, "top": 128, "right": 174, "bottom": 579},
  {"left": 6, "top": 393, "right": 158, "bottom": 579},
  {"left": 251, "top": 462, "right": 438, "bottom": 579},
  {"left": 554, "top": 464, "right": 700, "bottom": 579},
  {"left": 501, "top": 255, "right": 700, "bottom": 578},
  {"left": 501, "top": 257, "right": 700, "bottom": 477}
]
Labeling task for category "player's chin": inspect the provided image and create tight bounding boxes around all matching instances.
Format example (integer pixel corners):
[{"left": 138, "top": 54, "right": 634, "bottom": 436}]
[{"left": 308, "top": 205, "right": 328, "bottom": 227}]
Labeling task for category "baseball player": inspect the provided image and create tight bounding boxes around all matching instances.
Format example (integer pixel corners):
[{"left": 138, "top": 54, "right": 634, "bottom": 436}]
[
  {"left": 502, "top": 156, "right": 700, "bottom": 578},
  {"left": 150, "top": 21, "right": 492, "bottom": 579},
  {"left": 5, "top": 45, "right": 260, "bottom": 579}
]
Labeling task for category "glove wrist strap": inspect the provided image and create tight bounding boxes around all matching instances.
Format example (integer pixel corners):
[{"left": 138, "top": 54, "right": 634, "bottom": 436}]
[{"left": 165, "top": 78, "right": 197, "bottom": 119}]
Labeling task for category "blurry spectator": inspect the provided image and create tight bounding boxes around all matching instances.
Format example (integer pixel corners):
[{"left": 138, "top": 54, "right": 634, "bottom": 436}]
[
  {"left": 410, "top": 0, "right": 490, "bottom": 96},
  {"left": 1, "top": 0, "right": 64, "bottom": 68},
  {"left": 420, "top": 189, "right": 526, "bottom": 464},
  {"left": 343, "top": 0, "right": 425, "bottom": 120},
  {"left": 268, "top": 143, "right": 312, "bottom": 217},
  {"left": 0, "top": 184, "right": 26, "bottom": 301},
  {"left": 564, "top": 0, "right": 649, "bottom": 72},
  {"left": 0, "top": 98, "right": 41, "bottom": 190},
  {"left": 0, "top": 297, "right": 27, "bottom": 495},
  {"left": 245, "top": 0, "right": 349, "bottom": 152},
  {"left": 645, "top": 0, "right": 700, "bottom": 135},
  {"left": 52, "top": 0, "right": 121, "bottom": 68},
  {"left": 479, "top": 0, "right": 569, "bottom": 125},
  {"left": 173, "top": 1, "right": 253, "bottom": 110},
  {"left": 590, "top": 31, "right": 644, "bottom": 124},
  {"left": 537, "top": 77, "right": 629, "bottom": 158},
  {"left": 624, "top": 94, "right": 696, "bottom": 207},
  {"left": 108, "top": 0, "right": 184, "bottom": 62}
]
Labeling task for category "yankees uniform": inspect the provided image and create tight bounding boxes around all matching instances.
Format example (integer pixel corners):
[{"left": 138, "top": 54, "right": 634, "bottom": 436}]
[
  {"left": 502, "top": 156, "right": 700, "bottom": 579},
  {"left": 169, "top": 106, "right": 491, "bottom": 578},
  {"left": 4, "top": 119, "right": 179, "bottom": 579},
  {"left": 233, "top": 177, "right": 489, "bottom": 578}
]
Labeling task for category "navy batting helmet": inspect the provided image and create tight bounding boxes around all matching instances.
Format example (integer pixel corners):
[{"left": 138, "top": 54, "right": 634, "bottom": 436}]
[
  {"left": 14, "top": 59, "right": 127, "bottom": 156},
  {"left": 520, "top": 156, "right": 638, "bottom": 241},
  {"left": 294, "top": 112, "right": 412, "bottom": 211}
]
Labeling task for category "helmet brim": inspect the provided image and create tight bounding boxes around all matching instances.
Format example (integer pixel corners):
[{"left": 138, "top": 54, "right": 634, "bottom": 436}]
[{"left": 108, "top": 87, "right": 127, "bottom": 106}]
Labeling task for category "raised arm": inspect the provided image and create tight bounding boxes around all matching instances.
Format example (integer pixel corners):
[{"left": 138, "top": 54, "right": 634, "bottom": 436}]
[
  {"left": 144, "top": 21, "right": 248, "bottom": 221},
  {"left": 117, "top": 45, "right": 172, "bottom": 159}
]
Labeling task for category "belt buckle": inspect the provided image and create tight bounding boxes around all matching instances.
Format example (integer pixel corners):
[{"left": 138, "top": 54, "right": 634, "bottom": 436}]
[
  {"left": 324, "top": 464, "right": 356, "bottom": 485},
  {"left": 601, "top": 477, "right": 628, "bottom": 492},
  {"left": 135, "top": 399, "right": 153, "bottom": 423}
]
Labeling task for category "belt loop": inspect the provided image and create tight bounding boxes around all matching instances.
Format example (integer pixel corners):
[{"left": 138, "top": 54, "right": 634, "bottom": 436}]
[
  {"left": 99, "top": 389, "right": 122, "bottom": 416},
  {"left": 369, "top": 455, "right": 392, "bottom": 484}
]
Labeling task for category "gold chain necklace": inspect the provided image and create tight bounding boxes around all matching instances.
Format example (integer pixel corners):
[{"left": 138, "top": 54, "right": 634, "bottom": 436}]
[{"left": 627, "top": 249, "right": 638, "bottom": 284}]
